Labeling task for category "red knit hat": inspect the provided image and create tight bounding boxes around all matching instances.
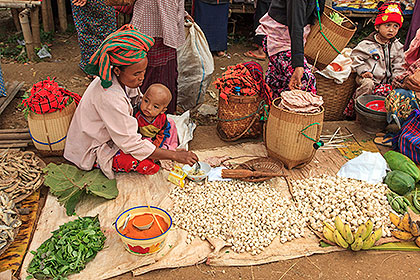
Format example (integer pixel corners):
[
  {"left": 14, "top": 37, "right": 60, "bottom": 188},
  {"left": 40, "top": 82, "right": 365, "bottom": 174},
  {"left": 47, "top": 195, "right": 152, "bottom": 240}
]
[{"left": 374, "top": 2, "right": 404, "bottom": 27}]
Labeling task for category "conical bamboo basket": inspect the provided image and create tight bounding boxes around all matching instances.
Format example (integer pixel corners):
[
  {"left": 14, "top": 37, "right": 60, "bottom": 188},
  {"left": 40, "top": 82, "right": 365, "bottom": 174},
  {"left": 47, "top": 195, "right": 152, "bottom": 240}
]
[
  {"left": 28, "top": 101, "right": 76, "bottom": 153},
  {"left": 264, "top": 97, "right": 324, "bottom": 169}
]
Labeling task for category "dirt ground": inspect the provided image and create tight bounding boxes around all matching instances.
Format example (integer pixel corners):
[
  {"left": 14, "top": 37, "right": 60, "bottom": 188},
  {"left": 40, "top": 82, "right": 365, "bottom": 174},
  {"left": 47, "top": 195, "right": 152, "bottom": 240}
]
[{"left": 1, "top": 10, "right": 420, "bottom": 280}]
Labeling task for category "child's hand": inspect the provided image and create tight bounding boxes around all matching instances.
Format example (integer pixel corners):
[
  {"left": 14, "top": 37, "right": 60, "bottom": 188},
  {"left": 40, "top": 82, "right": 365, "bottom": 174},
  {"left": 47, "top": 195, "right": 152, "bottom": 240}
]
[{"left": 361, "top": 72, "right": 373, "bottom": 79}]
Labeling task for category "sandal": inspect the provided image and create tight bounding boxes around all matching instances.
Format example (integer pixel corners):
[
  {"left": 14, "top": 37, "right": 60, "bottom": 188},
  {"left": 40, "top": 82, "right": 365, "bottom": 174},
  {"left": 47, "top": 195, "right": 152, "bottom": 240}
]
[
  {"left": 374, "top": 136, "right": 393, "bottom": 147},
  {"left": 243, "top": 50, "right": 266, "bottom": 61},
  {"left": 215, "top": 51, "right": 227, "bottom": 58}
]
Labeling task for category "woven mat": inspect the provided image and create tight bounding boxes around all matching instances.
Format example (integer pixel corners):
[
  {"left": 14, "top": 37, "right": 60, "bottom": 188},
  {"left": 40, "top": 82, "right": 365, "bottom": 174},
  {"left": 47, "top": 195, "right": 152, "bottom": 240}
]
[
  {"left": 337, "top": 139, "right": 380, "bottom": 160},
  {"left": 0, "top": 189, "right": 42, "bottom": 275},
  {"left": 21, "top": 143, "right": 343, "bottom": 279}
]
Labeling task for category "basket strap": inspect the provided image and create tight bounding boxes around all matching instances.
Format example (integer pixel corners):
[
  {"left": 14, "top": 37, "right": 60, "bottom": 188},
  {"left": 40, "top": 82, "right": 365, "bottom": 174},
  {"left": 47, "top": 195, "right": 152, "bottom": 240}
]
[
  {"left": 316, "top": 0, "right": 341, "bottom": 54},
  {"left": 300, "top": 122, "right": 324, "bottom": 149},
  {"left": 217, "top": 100, "right": 265, "bottom": 122}
]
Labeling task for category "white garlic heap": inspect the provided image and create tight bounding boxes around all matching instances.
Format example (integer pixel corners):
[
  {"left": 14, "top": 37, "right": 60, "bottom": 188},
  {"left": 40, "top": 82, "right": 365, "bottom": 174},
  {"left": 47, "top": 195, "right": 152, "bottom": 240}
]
[
  {"left": 290, "top": 175, "right": 393, "bottom": 237},
  {"left": 169, "top": 180, "right": 306, "bottom": 255}
]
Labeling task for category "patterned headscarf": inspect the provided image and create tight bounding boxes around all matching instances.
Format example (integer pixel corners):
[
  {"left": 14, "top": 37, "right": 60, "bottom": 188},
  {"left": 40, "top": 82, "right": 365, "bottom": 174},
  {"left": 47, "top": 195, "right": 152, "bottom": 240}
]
[{"left": 85, "top": 24, "right": 154, "bottom": 89}]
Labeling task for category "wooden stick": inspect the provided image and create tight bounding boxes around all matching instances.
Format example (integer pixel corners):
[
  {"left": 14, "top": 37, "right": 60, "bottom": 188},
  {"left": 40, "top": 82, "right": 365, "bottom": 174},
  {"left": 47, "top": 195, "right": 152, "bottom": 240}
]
[
  {"left": 11, "top": 8, "right": 21, "bottom": 32},
  {"left": 19, "top": 8, "right": 35, "bottom": 61},
  {"left": 221, "top": 169, "right": 284, "bottom": 179},
  {"left": 46, "top": 0, "right": 54, "bottom": 33},
  {"left": 144, "top": 189, "right": 164, "bottom": 234},
  {"left": 41, "top": 0, "right": 51, "bottom": 32},
  {"left": 57, "top": 0, "right": 67, "bottom": 32},
  {"left": 0, "top": 143, "right": 28, "bottom": 148},
  {"left": 31, "top": 6, "right": 41, "bottom": 48},
  {"left": 0, "top": 128, "right": 29, "bottom": 134},
  {"left": 0, "top": 140, "right": 32, "bottom": 144},
  {"left": 0, "top": 133, "right": 30, "bottom": 140}
]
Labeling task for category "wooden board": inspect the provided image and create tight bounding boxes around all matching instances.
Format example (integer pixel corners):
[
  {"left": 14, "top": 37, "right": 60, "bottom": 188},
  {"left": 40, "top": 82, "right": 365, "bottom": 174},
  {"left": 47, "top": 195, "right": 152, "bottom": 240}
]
[{"left": 0, "top": 81, "right": 24, "bottom": 117}]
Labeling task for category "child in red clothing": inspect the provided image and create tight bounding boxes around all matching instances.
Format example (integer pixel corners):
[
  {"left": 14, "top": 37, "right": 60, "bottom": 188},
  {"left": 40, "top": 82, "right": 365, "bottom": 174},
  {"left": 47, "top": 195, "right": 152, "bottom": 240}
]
[{"left": 112, "top": 84, "right": 178, "bottom": 174}]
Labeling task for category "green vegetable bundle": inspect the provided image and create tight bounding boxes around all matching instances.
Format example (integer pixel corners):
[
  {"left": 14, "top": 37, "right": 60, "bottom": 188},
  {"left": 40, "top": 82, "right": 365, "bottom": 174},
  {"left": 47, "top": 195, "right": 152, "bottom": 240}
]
[
  {"left": 329, "top": 12, "right": 344, "bottom": 25},
  {"left": 44, "top": 163, "right": 118, "bottom": 216},
  {"left": 27, "top": 216, "right": 106, "bottom": 280}
]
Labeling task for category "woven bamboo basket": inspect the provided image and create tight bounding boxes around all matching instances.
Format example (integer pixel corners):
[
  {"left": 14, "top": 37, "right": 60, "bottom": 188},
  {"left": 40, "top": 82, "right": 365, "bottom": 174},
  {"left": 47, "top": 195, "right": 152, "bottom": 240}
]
[
  {"left": 217, "top": 94, "right": 264, "bottom": 141},
  {"left": 315, "top": 72, "right": 356, "bottom": 121},
  {"left": 264, "top": 97, "right": 324, "bottom": 169},
  {"left": 28, "top": 101, "right": 76, "bottom": 153},
  {"left": 235, "top": 157, "right": 284, "bottom": 182},
  {"left": 305, "top": 6, "right": 356, "bottom": 69}
]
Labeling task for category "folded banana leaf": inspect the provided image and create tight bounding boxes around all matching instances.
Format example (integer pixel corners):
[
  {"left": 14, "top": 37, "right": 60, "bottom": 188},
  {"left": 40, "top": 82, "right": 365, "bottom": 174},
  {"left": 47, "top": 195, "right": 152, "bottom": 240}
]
[{"left": 370, "top": 241, "right": 420, "bottom": 251}]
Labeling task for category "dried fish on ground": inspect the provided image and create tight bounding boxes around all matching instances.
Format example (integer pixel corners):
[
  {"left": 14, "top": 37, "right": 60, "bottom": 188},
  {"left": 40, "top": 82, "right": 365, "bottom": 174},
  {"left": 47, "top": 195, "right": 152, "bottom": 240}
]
[
  {"left": 0, "top": 150, "right": 45, "bottom": 202},
  {"left": 0, "top": 191, "right": 21, "bottom": 255}
]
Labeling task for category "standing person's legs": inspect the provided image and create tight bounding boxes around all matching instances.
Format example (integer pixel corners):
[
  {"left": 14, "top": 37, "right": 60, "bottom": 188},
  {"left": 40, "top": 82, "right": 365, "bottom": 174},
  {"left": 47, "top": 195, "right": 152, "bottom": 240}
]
[
  {"left": 140, "top": 38, "right": 178, "bottom": 114},
  {"left": 250, "top": 0, "right": 271, "bottom": 58},
  {"left": 194, "top": 0, "right": 229, "bottom": 54},
  {"left": 70, "top": 0, "right": 116, "bottom": 74}
]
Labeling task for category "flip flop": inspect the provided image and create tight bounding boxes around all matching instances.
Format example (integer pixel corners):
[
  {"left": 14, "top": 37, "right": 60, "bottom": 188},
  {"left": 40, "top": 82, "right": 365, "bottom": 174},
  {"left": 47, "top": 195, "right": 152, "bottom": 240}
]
[
  {"left": 374, "top": 136, "right": 393, "bottom": 147},
  {"left": 243, "top": 50, "right": 266, "bottom": 61}
]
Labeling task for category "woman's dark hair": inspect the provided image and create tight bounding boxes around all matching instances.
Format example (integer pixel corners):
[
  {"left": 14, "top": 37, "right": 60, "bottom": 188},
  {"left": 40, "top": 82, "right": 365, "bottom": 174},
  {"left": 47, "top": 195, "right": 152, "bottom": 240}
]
[{"left": 114, "top": 65, "right": 128, "bottom": 72}]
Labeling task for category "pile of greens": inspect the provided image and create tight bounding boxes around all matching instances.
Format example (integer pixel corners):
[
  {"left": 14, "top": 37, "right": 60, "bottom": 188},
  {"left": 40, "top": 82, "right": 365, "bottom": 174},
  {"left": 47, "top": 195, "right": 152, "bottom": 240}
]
[
  {"left": 26, "top": 216, "right": 106, "bottom": 280},
  {"left": 329, "top": 12, "right": 345, "bottom": 25},
  {"left": 44, "top": 163, "right": 118, "bottom": 216}
]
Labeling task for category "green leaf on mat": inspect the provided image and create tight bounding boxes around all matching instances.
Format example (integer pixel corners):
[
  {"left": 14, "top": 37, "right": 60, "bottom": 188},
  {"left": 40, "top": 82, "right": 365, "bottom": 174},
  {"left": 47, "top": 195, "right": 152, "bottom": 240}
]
[
  {"left": 44, "top": 163, "right": 118, "bottom": 215},
  {"left": 370, "top": 241, "right": 420, "bottom": 251},
  {"left": 320, "top": 241, "right": 333, "bottom": 248}
]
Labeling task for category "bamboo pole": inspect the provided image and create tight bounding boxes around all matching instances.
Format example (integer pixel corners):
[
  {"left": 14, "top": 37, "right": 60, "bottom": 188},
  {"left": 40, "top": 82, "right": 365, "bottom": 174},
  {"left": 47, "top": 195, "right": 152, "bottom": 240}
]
[
  {"left": 41, "top": 0, "right": 52, "bottom": 32},
  {"left": 0, "top": 3, "right": 39, "bottom": 8},
  {"left": 0, "top": 128, "right": 30, "bottom": 133},
  {"left": 11, "top": 8, "right": 21, "bottom": 32},
  {"left": 31, "top": 6, "right": 41, "bottom": 48},
  {"left": 19, "top": 8, "right": 35, "bottom": 61},
  {"left": 46, "top": 0, "right": 54, "bottom": 33},
  {"left": 57, "top": 0, "right": 67, "bottom": 32},
  {"left": 0, "top": 139, "right": 32, "bottom": 145},
  {"left": 0, "top": 133, "right": 31, "bottom": 140}
]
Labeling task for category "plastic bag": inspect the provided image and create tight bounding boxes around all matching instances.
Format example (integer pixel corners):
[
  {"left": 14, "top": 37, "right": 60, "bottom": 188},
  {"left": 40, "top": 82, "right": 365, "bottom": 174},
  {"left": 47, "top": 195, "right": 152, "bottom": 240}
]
[
  {"left": 337, "top": 151, "right": 389, "bottom": 184},
  {"left": 177, "top": 22, "right": 214, "bottom": 110},
  {"left": 316, "top": 48, "right": 352, "bottom": 84}
]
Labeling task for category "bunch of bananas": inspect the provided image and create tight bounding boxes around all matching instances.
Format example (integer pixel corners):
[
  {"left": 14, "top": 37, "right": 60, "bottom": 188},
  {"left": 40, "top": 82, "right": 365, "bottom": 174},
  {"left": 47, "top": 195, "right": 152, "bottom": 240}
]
[
  {"left": 390, "top": 208, "right": 420, "bottom": 246},
  {"left": 323, "top": 217, "right": 382, "bottom": 251},
  {"left": 386, "top": 191, "right": 413, "bottom": 215}
]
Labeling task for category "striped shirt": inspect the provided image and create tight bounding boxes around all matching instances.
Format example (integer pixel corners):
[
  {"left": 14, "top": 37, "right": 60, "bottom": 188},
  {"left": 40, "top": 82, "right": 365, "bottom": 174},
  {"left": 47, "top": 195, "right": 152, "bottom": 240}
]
[{"left": 131, "top": 0, "right": 186, "bottom": 49}]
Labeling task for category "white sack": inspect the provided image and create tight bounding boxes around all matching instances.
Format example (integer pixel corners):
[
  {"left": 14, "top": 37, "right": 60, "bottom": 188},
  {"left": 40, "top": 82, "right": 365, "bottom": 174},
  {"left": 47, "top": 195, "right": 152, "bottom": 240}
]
[
  {"left": 167, "top": 110, "right": 196, "bottom": 150},
  {"left": 317, "top": 48, "right": 353, "bottom": 84},
  {"left": 177, "top": 22, "right": 214, "bottom": 110}
]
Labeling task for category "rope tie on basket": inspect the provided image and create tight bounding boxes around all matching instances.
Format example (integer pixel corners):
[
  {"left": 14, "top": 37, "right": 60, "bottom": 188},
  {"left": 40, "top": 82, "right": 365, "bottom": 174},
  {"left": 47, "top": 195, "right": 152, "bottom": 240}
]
[
  {"left": 316, "top": 0, "right": 341, "bottom": 54},
  {"left": 300, "top": 122, "right": 324, "bottom": 150},
  {"left": 217, "top": 100, "right": 266, "bottom": 122}
]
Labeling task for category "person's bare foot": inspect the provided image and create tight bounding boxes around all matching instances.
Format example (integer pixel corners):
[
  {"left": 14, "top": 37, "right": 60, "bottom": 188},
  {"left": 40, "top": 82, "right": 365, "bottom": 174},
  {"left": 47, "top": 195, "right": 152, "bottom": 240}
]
[{"left": 215, "top": 51, "right": 227, "bottom": 57}]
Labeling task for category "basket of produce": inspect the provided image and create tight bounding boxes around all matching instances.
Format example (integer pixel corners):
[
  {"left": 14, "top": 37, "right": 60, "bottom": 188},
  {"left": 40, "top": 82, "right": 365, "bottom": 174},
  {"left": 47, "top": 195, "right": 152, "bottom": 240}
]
[
  {"left": 0, "top": 191, "right": 21, "bottom": 256},
  {"left": 21, "top": 77, "right": 81, "bottom": 154},
  {"left": 265, "top": 92, "right": 324, "bottom": 169},
  {"left": 0, "top": 150, "right": 45, "bottom": 203},
  {"left": 214, "top": 62, "right": 272, "bottom": 142},
  {"left": 305, "top": 6, "right": 356, "bottom": 69},
  {"left": 315, "top": 72, "right": 356, "bottom": 121},
  {"left": 115, "top": 206, "right": 172, "bottom": 255}
]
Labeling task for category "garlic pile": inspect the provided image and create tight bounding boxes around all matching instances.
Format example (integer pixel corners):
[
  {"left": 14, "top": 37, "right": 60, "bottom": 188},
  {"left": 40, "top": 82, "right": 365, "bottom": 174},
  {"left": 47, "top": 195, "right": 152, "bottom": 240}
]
[
  {"left": 170, "top": 180, "right": 305, "bottom": 255},
  {"left": 290, "top": 175, "right": 393, "bottom": 237}
]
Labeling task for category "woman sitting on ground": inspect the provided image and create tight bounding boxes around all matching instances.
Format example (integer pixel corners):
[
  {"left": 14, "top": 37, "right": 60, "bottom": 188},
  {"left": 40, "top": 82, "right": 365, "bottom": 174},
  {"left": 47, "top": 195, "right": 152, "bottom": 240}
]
[{"left": 64, "top": 24, "right": 198, "bottom": 179}]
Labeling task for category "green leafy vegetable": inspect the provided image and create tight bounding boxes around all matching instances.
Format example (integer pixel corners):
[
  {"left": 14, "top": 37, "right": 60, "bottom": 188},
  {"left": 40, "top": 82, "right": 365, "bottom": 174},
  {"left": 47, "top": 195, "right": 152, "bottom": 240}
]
[
  {"left": 44, "top": 163, "right": 118, "bottom": 215},
  {"left": 27, "top": 216, "right": 106, "bottom": 280},
  {"left": 329, "top": 12, "right": 344, "bottom": 25}
]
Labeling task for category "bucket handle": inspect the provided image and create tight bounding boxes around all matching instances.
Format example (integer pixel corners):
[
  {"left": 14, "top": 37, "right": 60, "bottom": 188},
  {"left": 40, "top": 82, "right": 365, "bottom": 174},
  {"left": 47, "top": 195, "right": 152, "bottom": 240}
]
[{"left": 300, "top": 122, "right": 324, "bottom": 149}]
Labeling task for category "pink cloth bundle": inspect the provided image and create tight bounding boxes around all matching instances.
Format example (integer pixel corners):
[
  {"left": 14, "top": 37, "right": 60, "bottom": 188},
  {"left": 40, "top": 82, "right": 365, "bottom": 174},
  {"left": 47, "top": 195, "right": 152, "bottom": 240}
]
[{"left": 279, "top": 90, "right": 324, "bottom": 113}]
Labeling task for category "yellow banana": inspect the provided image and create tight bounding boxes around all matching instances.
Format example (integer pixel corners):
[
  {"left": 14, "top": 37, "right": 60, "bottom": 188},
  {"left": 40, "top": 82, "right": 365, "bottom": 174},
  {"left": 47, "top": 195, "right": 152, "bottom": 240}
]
[
  {"left": 363, "top": 220, "right": 373, "bottom": 240},
  {"left": 355, "top": 224, "right": 366, "bottom": 239},
  {"left": 334, "top": 229, "right": 349, "bottom": 249},
  {"left": 410, "top": 222, "right": 420, "bottom": 237},
  {"left": 343, "top": 224, "right": 354, "bottom": 244},
  {"left": 399, "top": 213, "right": 411, "bottom": 232},
  {"left": 415, "top": 236, "right": 420, "bottom": 248},
  {"left": 373, "top": 228, "right": 383, "bottom": 241},
  {"left": 350, "top": 235, "right": 363, "bottom": 251},
  {"left": 389, "top": 212, "right": 401, "bottom": 228},
  {"left": 334, "top": 216, "right": 345, "bottom": 237},
  {"left": 361, "top": 233, "right": 376, "bottom": 250},
  {"left": 323, "top": 221, "right": 335, "bottom": 232},
  {"left": 323, "top": 226, "right": 336, "bottom": 244},
  {"left": 391, "top": 229, "right": 414, "bottom": 240}
]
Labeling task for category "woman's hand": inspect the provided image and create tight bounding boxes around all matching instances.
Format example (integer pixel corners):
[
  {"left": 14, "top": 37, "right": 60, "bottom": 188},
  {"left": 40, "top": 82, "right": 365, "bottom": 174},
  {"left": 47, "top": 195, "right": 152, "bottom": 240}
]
[
  {"left": 185, "top": 14, "right": 194, "bottom": 23},
  {"left": 174, "top": 149, "right": 198, "bottom": 166},
  {"left": 73, "top": 0, "right": 87, "bottom": 6},
  {"left": 404, "top": 71, "right": 420, "bottom": 92},
  {"left": 361, "top": 72, "right": 374, "bottom": 79},
  {"left": 289, "top": 67, "right": 304, "bottom": 90}
]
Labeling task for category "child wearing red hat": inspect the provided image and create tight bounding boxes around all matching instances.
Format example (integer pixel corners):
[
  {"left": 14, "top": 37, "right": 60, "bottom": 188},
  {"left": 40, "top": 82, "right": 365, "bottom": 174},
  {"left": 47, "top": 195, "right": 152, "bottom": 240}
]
[{"left": 345, "top": 2, "right": 406, "bottom": 116}]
